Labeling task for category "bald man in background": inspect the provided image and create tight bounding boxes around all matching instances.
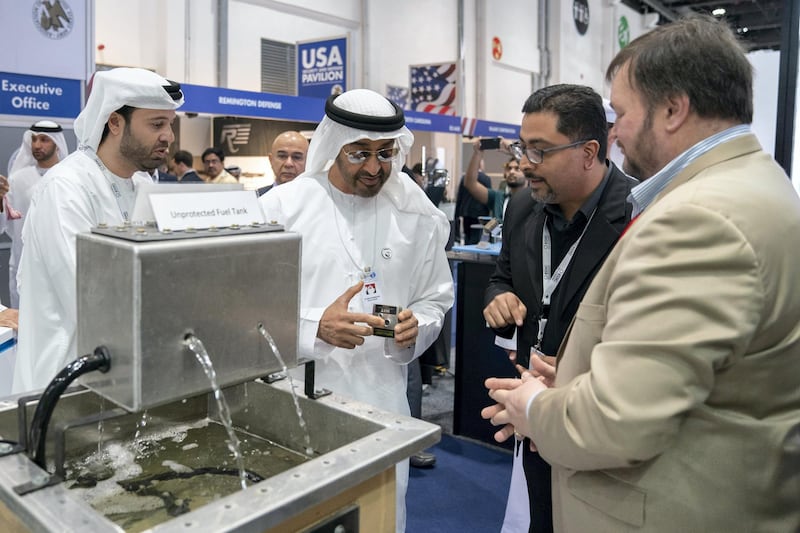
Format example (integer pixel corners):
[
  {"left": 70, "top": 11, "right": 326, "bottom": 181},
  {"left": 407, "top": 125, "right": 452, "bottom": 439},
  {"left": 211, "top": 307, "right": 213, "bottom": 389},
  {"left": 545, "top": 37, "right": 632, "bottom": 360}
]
[{"left": 257, "top": 131, "right": 308, "bottom": 196}]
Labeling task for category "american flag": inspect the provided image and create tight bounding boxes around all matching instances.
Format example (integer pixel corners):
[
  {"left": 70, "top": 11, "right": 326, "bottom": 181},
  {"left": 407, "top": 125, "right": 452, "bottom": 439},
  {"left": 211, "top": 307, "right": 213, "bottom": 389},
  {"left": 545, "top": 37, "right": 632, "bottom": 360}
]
[
  {"left": 386, "top": 84, "right": 409, "bottom": 110},
  {"left": 410, "top": 63, "right": 457, "bottom": 115}
]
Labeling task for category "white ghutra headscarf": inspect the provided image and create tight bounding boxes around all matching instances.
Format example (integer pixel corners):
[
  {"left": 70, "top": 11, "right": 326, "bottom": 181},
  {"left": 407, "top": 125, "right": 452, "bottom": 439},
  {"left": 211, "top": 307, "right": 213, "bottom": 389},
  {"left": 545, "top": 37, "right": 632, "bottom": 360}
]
[
  {"left": 74, "top": 68, "right": 184, "bottom": 152},
  {"left": 304, "top": 89, "right": 414, "bottom": 176},
  {"left": 303, "top": 88, "right": 447, "bottom": 220},
  {"left": 9, "top": 120, "right": 69, "bottom": 175}
]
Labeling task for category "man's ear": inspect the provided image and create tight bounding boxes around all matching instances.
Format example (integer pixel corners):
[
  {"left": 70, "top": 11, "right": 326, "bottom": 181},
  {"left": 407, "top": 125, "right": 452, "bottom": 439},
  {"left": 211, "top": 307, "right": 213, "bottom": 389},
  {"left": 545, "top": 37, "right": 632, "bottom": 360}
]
[
  {"left": 106, "top": 111, "right": 124, "bottom": 137},
  {"left": 583, "top": 139, "right": 601, "bottom": 169},
  {"left": 663, "top": 93, "right": 691, "bottom": 133}
]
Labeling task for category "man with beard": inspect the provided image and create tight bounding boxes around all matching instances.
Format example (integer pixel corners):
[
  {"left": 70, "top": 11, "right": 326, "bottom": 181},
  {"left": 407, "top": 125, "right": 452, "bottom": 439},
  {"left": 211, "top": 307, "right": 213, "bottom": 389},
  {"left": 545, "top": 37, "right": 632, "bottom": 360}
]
[
  {"left": 6, "top": 121, "right": 69, "bottom": 307},
  {"left": 463, "top": 143, "right": 527, "bottom": 223},
  {"left": 484, "top": 15, "right": 800, "bottom": 532},
  {"left": 482, "top": 84, "right": 635, "bottom": 532},
  {"left": 256, "top": 130, "right": 309, "bottom": 196},
  {"left": 260, "top": 89, "right": 453, "bottom": 533},
  {"left": 12, "top": 67, "right": 183, "bottom": 393}
]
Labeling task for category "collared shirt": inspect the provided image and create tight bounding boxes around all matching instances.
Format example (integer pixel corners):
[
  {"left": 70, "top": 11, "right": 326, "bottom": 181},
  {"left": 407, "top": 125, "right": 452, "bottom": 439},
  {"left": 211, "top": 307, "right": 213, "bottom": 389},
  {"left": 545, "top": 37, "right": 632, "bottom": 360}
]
[
  {"left": 544, "top": 164, "right": 612, "bottom": 265},
  {"left": 628, "top": 124, "right": 751, "bottom": 216}
]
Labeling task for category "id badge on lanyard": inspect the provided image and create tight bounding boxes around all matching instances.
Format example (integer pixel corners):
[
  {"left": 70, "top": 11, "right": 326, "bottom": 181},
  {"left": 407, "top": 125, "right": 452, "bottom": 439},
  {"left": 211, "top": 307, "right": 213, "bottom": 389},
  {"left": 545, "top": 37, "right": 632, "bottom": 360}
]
[
  {"left": 535, "top": 210, "right": 596, "bottom": 351},
  {"left": 360, "top": 268, "right": 383, "bottom": 308}
]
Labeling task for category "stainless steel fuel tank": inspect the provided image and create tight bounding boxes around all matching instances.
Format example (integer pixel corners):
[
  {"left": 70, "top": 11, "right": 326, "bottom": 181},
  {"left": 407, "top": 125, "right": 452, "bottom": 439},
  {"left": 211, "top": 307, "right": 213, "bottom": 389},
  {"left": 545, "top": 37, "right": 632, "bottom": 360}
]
[{"left": 76, "top": 225, "right": 301, "bottom": 412}]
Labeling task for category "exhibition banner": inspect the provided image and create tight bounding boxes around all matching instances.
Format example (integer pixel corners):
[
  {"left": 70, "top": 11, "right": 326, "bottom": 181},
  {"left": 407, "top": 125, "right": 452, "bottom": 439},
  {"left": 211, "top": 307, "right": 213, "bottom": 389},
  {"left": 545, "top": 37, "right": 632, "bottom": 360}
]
[
  {"left": 180, "top": 84, "right": 325, "bottom": 123},
  {"left": 405, "top": 110, "right": 462, "bottom": 134},
  {"left": 0, "top": 71, "right": 82, "bottom": 119},
  {"left": 297, "top": 36, "right": 348, "bottom": 98},
  {"left": 461, "top": 117, "right": 520, "bottom": 139}
]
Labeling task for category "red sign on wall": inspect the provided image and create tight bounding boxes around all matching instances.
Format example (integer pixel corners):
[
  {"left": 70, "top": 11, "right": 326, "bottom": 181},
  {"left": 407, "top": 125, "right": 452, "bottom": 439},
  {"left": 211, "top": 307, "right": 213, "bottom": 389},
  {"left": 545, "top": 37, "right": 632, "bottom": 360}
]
[{"left": 492, "top": 37, "right": 503, "bottom": 60}]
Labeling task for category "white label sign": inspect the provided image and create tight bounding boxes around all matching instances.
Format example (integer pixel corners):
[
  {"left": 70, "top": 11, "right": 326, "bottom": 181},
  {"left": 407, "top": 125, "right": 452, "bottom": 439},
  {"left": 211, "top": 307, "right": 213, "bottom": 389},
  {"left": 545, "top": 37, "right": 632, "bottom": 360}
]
[{"left": 149, "top": 191, "right": 264, "bottom": 231}]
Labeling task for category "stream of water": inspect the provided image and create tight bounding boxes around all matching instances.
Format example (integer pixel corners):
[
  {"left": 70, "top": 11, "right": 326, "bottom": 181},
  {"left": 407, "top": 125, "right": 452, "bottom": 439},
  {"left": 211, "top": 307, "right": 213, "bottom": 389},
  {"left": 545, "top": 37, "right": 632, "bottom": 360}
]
[
  {"left": 183, "top": 334, "right": 248, "bottom": 490},
  {"left": 258, "top": 324, "right": 313, "bottom": 455}
]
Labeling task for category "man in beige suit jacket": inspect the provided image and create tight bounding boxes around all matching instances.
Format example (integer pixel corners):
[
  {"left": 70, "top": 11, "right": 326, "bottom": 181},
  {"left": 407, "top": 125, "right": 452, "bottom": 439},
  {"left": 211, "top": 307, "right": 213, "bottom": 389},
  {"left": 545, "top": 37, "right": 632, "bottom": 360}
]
[{"left": 483, "top": 14, "right": 800, "bottom": 532}]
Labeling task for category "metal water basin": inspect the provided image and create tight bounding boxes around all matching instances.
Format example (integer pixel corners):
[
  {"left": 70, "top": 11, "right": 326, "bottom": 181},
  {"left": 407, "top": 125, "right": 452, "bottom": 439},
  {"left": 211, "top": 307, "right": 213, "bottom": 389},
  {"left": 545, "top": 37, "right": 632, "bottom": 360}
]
[{"left": 0, "top": 378, "right": 439, "bottom": 531}]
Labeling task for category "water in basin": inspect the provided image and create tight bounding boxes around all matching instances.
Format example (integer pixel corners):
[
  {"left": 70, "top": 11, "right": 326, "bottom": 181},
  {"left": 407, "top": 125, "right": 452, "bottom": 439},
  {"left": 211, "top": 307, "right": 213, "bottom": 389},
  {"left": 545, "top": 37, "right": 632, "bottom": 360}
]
[{"left": 65, "top": 418, "right": 309, "bottom": 532}]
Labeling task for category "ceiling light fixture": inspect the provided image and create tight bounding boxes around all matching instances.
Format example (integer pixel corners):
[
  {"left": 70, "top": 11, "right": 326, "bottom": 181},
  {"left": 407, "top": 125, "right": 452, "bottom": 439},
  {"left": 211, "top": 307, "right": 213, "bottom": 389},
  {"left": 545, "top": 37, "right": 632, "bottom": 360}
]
[{"left": 712, "top": 7, "right": 726, "bottom": 16}]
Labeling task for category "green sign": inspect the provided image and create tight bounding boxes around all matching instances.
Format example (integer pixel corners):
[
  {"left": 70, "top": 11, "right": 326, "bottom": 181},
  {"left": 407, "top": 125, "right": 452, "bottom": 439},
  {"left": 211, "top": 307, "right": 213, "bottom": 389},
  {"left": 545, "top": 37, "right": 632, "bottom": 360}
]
[{"left": 618, "top": 16, "right": 630, "bottom": 49}]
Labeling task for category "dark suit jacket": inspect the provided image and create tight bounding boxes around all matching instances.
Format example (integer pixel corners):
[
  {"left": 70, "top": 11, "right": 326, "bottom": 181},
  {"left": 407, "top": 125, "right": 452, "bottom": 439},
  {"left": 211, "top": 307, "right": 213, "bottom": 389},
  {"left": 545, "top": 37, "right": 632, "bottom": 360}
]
[
  {"left": 257, "top": 183, "right": 273, "bottom": 197},
  {"left": 179, "top": 170, "right": 204, "bottom": 183},
  {"left": 157, "top": 171, "right": 178, "bottom": 182},
  {"left": 485, "top": 164, "right": 635, "bottom": 368}
]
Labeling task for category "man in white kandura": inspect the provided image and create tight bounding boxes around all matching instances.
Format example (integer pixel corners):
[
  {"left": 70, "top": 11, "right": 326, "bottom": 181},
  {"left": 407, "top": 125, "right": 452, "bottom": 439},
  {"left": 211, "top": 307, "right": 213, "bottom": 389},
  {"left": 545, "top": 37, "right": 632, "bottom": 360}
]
[
  {"left": 6, "top": 120, "right": 69, "bottom": 308},
  {"left": 259, "top": 88, "right": 454, "bottom": 533},
  {"left": 13, "top": 68, "right": 183, "bottom": 394}
]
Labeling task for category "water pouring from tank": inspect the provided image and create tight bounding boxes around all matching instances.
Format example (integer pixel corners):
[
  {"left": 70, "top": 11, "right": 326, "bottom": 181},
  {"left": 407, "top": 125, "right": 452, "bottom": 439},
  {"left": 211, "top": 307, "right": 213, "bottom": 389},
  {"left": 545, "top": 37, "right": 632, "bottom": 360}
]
[{"left": 258, "top": 323, "right": 313, "bottom": 456}]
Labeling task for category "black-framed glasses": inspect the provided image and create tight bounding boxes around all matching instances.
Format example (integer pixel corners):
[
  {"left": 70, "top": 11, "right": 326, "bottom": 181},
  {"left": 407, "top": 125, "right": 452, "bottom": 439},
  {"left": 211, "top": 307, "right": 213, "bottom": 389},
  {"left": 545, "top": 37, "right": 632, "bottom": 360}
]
[
  {"left": 342, "top": 146, "right": 399, "bottom": 164},
  {"left": 509, "top": 139, "right": 590, "bottom": 164}
]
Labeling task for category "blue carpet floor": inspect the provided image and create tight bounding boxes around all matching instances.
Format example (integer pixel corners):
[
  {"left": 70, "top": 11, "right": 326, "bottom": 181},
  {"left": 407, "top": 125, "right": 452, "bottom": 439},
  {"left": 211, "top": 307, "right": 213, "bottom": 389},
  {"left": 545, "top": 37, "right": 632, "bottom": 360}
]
[{"left": 406, "top": 434, "right": 512, "bottom": 532}]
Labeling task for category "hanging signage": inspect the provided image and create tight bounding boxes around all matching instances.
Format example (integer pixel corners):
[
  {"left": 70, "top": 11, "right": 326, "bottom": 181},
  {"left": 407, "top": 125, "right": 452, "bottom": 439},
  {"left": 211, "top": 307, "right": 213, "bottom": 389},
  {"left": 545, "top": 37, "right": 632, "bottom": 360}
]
[
  {"left": 297, "top": 36, "right": 348, "bottom": 98},
  {"left": 573, "top": 0, "right": 590, "bottom": 35},
  {"left": 0, "top": 71, "right": 82, "bottom": 119},
  {"left": 404, "top": 110, "right": 462, "bottom": 134},
  {"left": 461, "top": 117, "right": 520, "bottom": 139},
  {"left": 180, "top": 83, "right": 324, "bottom": 123}
]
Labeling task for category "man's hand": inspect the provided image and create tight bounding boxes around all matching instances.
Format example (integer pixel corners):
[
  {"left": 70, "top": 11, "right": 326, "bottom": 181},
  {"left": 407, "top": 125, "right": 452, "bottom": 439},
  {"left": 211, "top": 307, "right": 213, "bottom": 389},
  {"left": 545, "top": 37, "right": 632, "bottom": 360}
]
[
  {"left": 0, "top": 175, "right": 8, "bottom": 213},
  {"left": 483, "top": 291, "right": 527, "bottom": 329},
  {"left": 317, "top": 282, "right": 384, "bottom": 349},
  {"left": 528, "top": 353, "right": 556, "bottom": 388},
  {"left": 505, "top": 349, "right": 517, "bottom": 364},
  {"left": 393, "top": 308, "right": 418, "bottom": 349},
  {"left": 481, "top": 372, "right": 546, "bottom": 443},
  {"left": 0, "top": 308, "right": 19, "bottom": 330}
]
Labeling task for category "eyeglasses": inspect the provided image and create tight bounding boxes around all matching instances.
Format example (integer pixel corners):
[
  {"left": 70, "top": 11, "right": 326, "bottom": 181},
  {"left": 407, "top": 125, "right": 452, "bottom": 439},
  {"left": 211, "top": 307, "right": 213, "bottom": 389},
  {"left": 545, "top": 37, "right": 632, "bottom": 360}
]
[
  {"left": 342, "top": 146, "right": 399, "bottom": 164},
  {"left": 509, "top": 139, "right": 590, "bottom": 164}
]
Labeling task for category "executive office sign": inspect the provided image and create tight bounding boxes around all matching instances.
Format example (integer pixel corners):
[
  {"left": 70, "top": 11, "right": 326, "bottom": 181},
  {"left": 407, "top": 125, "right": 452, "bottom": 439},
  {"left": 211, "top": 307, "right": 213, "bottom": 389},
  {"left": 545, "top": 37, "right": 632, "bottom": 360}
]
[
  {"left": 297, "top": 36, "right": 347, "bottom": 98},
  {"left": 0, "top": 71, "right": 82, "bottom": 118}
]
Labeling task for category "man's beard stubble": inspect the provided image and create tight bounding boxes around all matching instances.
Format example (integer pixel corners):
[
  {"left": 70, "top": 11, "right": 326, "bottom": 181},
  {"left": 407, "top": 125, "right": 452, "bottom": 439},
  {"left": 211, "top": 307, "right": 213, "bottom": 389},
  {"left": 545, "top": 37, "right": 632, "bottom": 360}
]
[{"left": 119, "top": 125, "right": 168, "bottom": 172}]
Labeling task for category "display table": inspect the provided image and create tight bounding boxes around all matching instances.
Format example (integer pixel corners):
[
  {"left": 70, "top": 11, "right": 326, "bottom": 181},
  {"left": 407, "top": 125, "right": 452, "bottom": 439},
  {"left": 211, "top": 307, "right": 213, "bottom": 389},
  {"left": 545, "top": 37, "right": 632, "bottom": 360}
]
[
  {"left": 450, "top": 242, "right": 502, "bottom": 256},
  {"left": 447, "top": 242, "right": 516, "bottom": 449}
]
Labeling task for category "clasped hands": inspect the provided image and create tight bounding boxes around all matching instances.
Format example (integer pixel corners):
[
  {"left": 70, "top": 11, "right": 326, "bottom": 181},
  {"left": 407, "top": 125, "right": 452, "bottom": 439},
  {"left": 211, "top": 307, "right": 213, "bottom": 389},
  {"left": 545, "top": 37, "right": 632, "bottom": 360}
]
[
  {"left": 482, "top": 291, "right": 556, "bottom": 444},
  {"left": 317, "top": 281, "right": 418, "bottom": 349}
]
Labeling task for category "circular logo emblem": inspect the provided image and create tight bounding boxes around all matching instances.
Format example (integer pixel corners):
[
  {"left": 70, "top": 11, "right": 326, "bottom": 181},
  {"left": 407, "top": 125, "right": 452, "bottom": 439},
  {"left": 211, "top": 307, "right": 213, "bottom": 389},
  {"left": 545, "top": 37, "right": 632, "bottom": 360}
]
[
  {"left": 572, "top": 0, "right": 590, "bottom": 36},
  {"left": 33, "top": 0, "right": 74, "bottom": 40},
  {"left": 381, "top": 248, "right": 392, "bottom": 260},
  {"left": 618, "top": 16, "right": 630, "bottom": 49},
  {"left": 491, "top": 36, "right": 503, "bottom": 61}
]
